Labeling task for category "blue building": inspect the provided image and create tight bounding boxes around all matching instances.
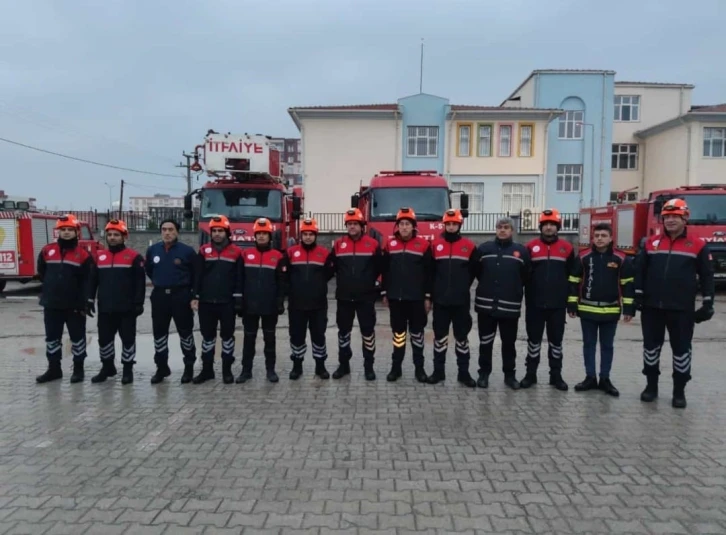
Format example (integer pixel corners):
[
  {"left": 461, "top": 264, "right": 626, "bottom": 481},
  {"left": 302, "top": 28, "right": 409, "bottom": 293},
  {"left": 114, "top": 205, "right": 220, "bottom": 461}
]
[
  {"left": 398, "top": 93, "right": 448, "bottom": 174},
  {"left": 501, "top": 69, "right": 616, "bottom": 213}
]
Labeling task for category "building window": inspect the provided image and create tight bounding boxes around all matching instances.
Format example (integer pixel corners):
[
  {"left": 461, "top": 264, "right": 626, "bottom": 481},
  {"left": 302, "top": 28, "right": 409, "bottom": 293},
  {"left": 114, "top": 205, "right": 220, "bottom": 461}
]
[
  {"left": 457, "top": 124, "right": 472, "bottom": 157},
  {"left": 612, "top": 144, "right": 639, "bottom": 170},
  {"left": 452, "top": 182, "right": 484, "bottom": 212},
  {"left": 498, "top": 125, "right": 512, "bottom": 157},
  {"left": 556, "top": 164, "right": 582, "bottom": 192},
  {"left": 502, "top": 183, "right": 535, "bottom": 213},
  {"left": 558, "top": 111, "right": 584, "bottom": 139},
  {"left": 609, "top": 191, "right": 638, "bottom": 203},
  {"left": 614, "top": 95, "right": 640, "bottom": 122},
  {"left": 407, "top": 126, "right": 438, "bottom": 157},
  {"left": 477, "top": 124, "right": 492, "bottom": 157},
  {"left": 703, "top": 127, "right": 726, "bottom": 158},
  {"left": 518, "top": 124, "right": 533, "bottom": 157}
]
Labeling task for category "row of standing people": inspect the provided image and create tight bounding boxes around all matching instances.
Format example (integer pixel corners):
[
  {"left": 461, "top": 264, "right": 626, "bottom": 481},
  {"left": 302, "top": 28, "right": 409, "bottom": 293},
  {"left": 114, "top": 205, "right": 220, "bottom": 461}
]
[{"left": 34, "top": 200, "right": 714, "bottom": 408}]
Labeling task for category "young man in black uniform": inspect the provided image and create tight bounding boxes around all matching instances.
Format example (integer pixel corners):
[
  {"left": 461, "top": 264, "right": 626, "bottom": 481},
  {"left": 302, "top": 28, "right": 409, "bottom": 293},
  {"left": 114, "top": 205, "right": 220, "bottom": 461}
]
[
  {"left": 329, "top": 208, "right": 382, "bottom": 381},
  {"left": 381, "top": 207, "right": 432, "bottom": 383},
  {"left": 474, "top": 216, "right": 530, "bottom": 389},
  {"left": 236, "top": 217, "right": 287, "bottom": 384},
  {"left": 428, "top": 209, "right": 480, "bottom": 387},
  {"left": 36, "top": 214, "right": 95, "bottom": 384},
  {"left": 285, "top": 218, "right": 335, "bottom": 380},
  {"left": 190, "top": 215, "right": 244, "bottom": 385},
  {"left": 90, "top": 219, "right": 146, "bottom": 385},
  {"left": 145, "top": 219, "right": 197, "bottom": 384}
]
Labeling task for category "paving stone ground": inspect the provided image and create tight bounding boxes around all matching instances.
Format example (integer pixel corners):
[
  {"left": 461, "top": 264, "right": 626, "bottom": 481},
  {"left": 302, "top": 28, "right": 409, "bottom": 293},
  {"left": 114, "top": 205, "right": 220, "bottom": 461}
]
[{"left": 1, "top": 287, "right": 725, "bottom": 534}]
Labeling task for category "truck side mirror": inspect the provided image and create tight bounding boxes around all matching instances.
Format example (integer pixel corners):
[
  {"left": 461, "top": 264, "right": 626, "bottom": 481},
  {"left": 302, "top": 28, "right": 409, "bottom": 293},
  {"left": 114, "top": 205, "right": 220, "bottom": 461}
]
[
  {"left": 292, "top": 195, "right": 302, "bottom": 220},
  {"left": 460, "top": 193, "right": 469, "bottom": 211},
  {"left": 351, "top": 193, "right": 360, "bottom": 209},
  {"left": 183, "top": 194, "right": 193, "bottom": 219}
]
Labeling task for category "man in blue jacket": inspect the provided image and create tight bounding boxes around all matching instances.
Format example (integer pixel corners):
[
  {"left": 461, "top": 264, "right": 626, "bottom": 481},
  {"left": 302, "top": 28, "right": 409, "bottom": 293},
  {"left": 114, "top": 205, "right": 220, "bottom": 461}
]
[{"left": 145, "top": 219, "right": 197, "bottom": 384}]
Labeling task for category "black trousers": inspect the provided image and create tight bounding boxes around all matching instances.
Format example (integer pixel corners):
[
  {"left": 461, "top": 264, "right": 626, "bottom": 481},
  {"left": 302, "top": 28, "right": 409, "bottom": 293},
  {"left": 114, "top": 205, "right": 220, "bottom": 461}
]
[
  {"left": 336, "top": 300, "right": 376, "bottom": 364},
  {"left": 242, "top": 314, "right": 278, "bottom": 370},
  {"left": 641, "top": 307, "right": 694, "bottom": 383},
  {"left": 44, "top": 308, "right": 86, "bottom": 364},
  {"left": 477, "top": 313, "right": 519, "bottom": 377},
  {"left": 525, "top": 307, "right": 566, "bottom": 375},
  {"left": 97, "top": 312, "right": 136, "bottom": 364},
  {"left": 150, "top": 287, "right": 196, "bottom": 367},
  {"left": 432, "top": 304, "right": 472, "bottom": 373},
  {"left": 388, "top": 300, "right": 427, "bottom": 367},
  {"left": 289, "top": 307, "right": 328, "bottom": 361},
  {"left": 199, "top": 302, "right": 236, "bottom": 364}
]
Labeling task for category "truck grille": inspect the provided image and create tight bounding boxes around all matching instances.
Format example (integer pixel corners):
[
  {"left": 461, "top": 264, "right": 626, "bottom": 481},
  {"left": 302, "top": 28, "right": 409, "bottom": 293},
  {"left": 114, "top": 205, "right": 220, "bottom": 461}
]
[{"left": 711, "top": 248, "right": 726, "bottom": 278}]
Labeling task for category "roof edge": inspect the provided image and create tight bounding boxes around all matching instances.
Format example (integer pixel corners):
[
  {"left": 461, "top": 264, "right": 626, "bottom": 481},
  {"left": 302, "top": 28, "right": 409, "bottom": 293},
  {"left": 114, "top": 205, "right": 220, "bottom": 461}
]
[{"left": 501, "top": 69, "right": 616, "bottom": 106}]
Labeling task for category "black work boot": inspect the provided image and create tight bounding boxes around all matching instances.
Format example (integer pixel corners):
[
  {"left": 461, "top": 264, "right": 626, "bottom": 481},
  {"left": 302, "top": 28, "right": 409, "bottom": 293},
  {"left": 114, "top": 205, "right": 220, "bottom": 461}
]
[
  {"left": 150, "top": 362, "right": 171, "bottom": 384},
  {"left": 598, "top": 377, "right": 619, "bottom": 397},
  {"left": 36, "top": 361, "right": 62, "bottom": 383},
  {"left": 91, "top": 360, "right": 116, "bottom": 383},
  {"left": 267, "top": 368, "right": 279, "bottom": 383},
  {"left": 427, "top": 369, "right": 445, "bottom": 384},
  {"left": 180, "top": 364, "right": 194, "bottom": 384},
  {"left": 70, "top": 361, "right": 85, "bottom": 384},
  {"left": 332, "top": 361, "right": 350, "bottom": 379},
  {"left": 315, "top": 360, "right": 330, "bottom": 379},
  {"left": 519, "top": 373, "right": 537, "bottom": 389},
  {"left": 222, "top": 361, "right": 234, "bottom": 384},
  {"left": 414, "top": 365, "right": 428, "bottom": 383},
  {"left": 457, "top": 371, "right": 476, "bottom": 388},
  {"left": 121, "top": 363, "right": 134, "bottom": 385},
  {"left": 672, "top": 380, "right": 687, "bottom": 409},
  {"left": 477, "top": 375, "right": 489, "bottom": 389},
  {"left": 386, "top": 362, "right": 402, "bottom": 382},
  {"left": 640, "top": 375, "right": 658, "bottom": 402},
  {"left": 504, "top": 374, "right": 520, "bottom": 390},
  {"left": 236, "top": 365, "right": 253, "bottom": 384},
  {"left": 575, "top": 375, "right": 598, "bottom": 392},
  {"left": 364, "top": 362, "right": 376, "bottom": 381},
  {"left": 289, "top": 360, "right": 303, "bottom": 380},
  {"left": 549, "top": 373, "right": 568, "bottom": 391},
  {"left": 192, "top": 362, "right": 215, "bottom": 384}
]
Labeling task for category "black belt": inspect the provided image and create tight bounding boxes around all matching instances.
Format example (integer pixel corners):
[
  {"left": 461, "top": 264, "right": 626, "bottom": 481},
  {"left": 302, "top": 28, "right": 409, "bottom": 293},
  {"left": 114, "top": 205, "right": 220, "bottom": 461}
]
[{"left": 154, "top": 286, "right": 190, "bottom": 294}]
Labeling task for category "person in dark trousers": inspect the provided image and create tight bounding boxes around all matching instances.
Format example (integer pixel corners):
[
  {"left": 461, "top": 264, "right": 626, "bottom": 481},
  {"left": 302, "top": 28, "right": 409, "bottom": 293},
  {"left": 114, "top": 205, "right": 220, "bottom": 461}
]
[
  {"left": 89, "top": 219, "right": 146, "bottom": 385},
  {"left": 634, "top": 198, "right": 715, "bottom": 408},
  {"left": 285, "top": 217, "right": 335, "bottom": 380},
  {"left": 474, "top": 217, "right": 530, "bottom": 390},
  {"left": 145, "top": 219, "right": 197, "bottom": 384},
  {"left": 330, "top": 208, "right": 383, "bottom": 381},
  {"left": 428, "top": 209, "right": 480, "bottom": 388},
  {"left": 568, "top": 223, "right": 635, "bottom": 397},
  {"left": 36, "top": 214, "right": 95, "bottom": 384},
  {"left": 381, "top": 207, "right": 432, "bottom": 383},
  {"left": 521, "top": 209, "right": 576, "bottom": 391},
  {"left": 190, "top": 216, "right": 244, "bottom": 385},
  {"left": 236, "top": 217, "right": 287, "bottom": 384}
]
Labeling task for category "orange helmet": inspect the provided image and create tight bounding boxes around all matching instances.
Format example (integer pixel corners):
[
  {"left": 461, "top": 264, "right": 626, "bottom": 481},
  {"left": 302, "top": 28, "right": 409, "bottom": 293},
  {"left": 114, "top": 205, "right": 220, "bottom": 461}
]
[
  {"left": 344, "top": 208, "right": 365, "bottom": 225},
  {"left": 300, "top": 217, "right": 319, "bottom": 233},
  {"left": 662, "top": 198, "right": 689, "bottom": 218},
  {"left": 55, "top": 214, "right": 80, "bottom": 231},
  {"left": 396, "top": 207, "right": 417, "bottom": 225},
  {"left": 539, "top": 208, "right": 562, "bottom": 227},
  {"left": 253, "top": 217, "right": 273, "bottom": 234},
  {"left": 104, "top": 219, "right": 128, "bottom": 235},
  {"left": 209, "top": 215, "right": 231, "bottom": 232},
  {"left": 442, "top": 209, "right": 464, "bottom": 225}
]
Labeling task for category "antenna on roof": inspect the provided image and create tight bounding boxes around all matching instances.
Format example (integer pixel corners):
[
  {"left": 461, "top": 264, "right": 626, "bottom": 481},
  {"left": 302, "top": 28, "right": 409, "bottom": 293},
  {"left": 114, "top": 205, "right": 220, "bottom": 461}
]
[{"left": 419, "top": 38, "right": 424, "bottom": 94}]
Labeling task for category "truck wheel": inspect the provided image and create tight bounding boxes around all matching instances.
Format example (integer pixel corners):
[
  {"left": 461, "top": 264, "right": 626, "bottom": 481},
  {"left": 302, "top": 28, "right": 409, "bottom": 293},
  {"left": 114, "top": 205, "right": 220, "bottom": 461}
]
[{"left": 0, "top": 280, "right": 6, "bottom": 293}]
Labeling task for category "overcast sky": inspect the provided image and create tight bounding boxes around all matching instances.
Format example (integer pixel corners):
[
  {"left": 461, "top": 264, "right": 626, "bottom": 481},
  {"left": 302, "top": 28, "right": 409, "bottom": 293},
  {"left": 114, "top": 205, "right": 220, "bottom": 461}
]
[{"left": 1, "top": 0, "right": 724, "bottom": 210}]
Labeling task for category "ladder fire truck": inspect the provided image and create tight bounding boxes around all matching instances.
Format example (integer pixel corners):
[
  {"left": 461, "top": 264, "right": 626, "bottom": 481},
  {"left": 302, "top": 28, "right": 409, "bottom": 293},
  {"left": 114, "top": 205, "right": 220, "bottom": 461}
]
[
  {"left": 184, "top": 131, "right": 303, "bottom": 249},
  {"left": 578, "top": 185, "right": 726, "bottom": 282}
]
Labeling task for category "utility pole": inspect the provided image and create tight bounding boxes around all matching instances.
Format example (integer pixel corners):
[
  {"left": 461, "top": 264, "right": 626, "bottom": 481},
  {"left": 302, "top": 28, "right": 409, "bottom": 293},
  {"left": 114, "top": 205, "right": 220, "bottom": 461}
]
[
  {"left": 177, "top": 152, "right": 194, "bottom": 194},
  {"left": 118, "top": 179, "right": 124, "bottom": 217}
]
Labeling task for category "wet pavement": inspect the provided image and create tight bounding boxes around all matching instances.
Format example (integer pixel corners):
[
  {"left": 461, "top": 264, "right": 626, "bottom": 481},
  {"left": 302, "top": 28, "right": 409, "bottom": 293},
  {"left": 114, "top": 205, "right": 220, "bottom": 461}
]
[{"left": 1, "top": 289, "right": 726, "bottom": 534}]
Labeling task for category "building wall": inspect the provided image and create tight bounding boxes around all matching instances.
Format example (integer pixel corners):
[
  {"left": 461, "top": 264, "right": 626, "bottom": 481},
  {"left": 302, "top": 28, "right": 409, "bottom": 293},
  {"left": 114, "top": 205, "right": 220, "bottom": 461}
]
[
  {"left": 535, "top": 72, "right": 615, "bottom": 211},
  {"left": 399, "top": 94, "right": 448, "bottom": 174},
  {"left": 506, "top": 78, "right": 536, "bottom": 107},
  {"left": 299, "top": 118, "right": 398, "bottom": 213},
  {"left": 642, "top": 125, "right": 688, "bottom": 192},
  {"left": 692, "top": 120, "right": 726, "bottom": 185},
  {"left": 449, "top": 175, "right": 541, "bottom": 213}
]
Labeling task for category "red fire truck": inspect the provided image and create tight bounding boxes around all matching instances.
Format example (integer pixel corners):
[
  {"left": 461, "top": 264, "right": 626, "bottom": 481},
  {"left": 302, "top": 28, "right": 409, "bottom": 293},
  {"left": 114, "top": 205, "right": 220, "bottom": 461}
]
[
  {"left": 0, "top": 209, "right": 101, "bottom": 292},
  {"left": 578, "top": 185, "right": 726, "bottom": 282},
  {"left": 350, "top": 170, "right": 469, "bottom": 244},
  {"left": 184, "top": 131, "right": 302, "bottom": 249}
]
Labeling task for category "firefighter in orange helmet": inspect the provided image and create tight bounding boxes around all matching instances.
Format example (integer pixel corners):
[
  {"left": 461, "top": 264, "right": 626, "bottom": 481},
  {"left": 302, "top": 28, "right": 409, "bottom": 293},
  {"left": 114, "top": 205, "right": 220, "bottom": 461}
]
[
  {"left": 36, "top": 214, "right": 95, "bottom": 384},
  {"left": 634, "top": 198, "right": 714, "bottom": 408},
  {"left": 285, "top": 217, "right": 335, "bottom": 380},
  {"left": 89, "top": 219, "right": 146, "bottom": 385}
]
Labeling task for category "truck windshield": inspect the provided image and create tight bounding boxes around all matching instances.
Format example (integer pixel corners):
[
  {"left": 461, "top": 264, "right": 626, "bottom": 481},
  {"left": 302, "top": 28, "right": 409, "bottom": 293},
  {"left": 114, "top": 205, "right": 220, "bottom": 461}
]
[
  {"left": 200, "top": 189, "right": 283, "bottom": 221},
  {"left": 680, "top": 194, "right": 726, "bottom": 224},
  {"left": 370, "top": 187, "right": 449, "bottom": 221}
]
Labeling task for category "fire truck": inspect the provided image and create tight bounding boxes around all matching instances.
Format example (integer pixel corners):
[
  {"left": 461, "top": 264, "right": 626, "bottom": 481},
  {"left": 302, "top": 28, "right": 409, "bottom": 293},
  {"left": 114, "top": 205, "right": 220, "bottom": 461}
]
[
  {"left": 184, "top": 131, "right": 302, "bottom": 249},
  {"left": 350, "top": 170, "right": 469, "bottom": 244},
  {"left": 0, "top": 207, "right": 101, "bottom": 293},
  {"left": 578, "top": 185, "right": 726, "bottom": 282}
]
